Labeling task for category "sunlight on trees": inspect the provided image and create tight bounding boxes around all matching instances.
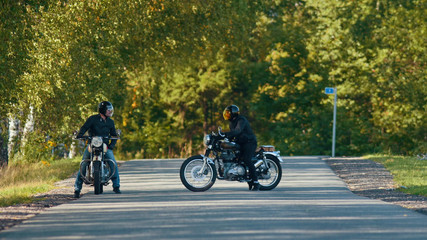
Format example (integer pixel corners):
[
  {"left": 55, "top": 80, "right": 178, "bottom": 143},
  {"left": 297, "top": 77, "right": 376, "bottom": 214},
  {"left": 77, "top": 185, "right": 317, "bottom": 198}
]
[{"left": 1, "top": 0, "right": 425, "bottom": 163}]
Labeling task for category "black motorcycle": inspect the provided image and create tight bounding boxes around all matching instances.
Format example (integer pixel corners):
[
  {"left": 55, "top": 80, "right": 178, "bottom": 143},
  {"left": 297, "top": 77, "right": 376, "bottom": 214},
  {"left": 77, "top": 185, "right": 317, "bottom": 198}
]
[
  {"left": 180, "top": 127, "right": 282, "bottom": 192},
  {"left": 75, "top": 134, "right": 119, "bottom": 194}
]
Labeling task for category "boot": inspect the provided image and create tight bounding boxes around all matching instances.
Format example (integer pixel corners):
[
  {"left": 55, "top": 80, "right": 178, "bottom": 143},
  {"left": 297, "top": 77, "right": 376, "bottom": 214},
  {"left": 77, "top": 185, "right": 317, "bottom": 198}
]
[
  {"left": 113, "top": 187, "right": 121, "bottom": 194},
  {"left": 247, "top": 181, "right": 253, "bottom": 190},
  {"left": 251, "top": 181, "right": 260, "bottom": 191},
  {"left": 73, "top": 190, "right": 80, "bottom": 198}
]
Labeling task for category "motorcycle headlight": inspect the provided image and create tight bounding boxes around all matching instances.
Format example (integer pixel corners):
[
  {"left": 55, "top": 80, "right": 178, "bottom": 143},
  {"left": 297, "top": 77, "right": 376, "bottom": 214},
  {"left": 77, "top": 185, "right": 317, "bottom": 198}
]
[
  {"left": 203, "top": 134, "right": 211, "bottom": 146},
  {"left": 91, "top": 137, "right": 103, "bottom": 148}
]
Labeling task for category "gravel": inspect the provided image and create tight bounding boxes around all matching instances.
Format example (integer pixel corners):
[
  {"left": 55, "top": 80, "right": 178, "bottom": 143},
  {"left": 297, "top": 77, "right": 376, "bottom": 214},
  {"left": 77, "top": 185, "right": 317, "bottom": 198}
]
[
  {"left": 324, "top": 157, "right": 427, "bottom": 215},
  {"left": 1, "top": 157, "right": 426, "bottom": 232}
]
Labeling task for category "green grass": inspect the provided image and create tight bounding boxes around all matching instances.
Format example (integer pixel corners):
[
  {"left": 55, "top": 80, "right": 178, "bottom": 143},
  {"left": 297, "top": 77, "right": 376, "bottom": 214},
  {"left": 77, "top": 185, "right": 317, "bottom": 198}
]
[
  {"left": 0, "top": 157, "right": 81, "bottom": 207},
  {"left": 0, "top": 184, "right": 52, "bottom": 206},
  {"left": 364, "top": 155, "right": 427, "bottom": 197}
]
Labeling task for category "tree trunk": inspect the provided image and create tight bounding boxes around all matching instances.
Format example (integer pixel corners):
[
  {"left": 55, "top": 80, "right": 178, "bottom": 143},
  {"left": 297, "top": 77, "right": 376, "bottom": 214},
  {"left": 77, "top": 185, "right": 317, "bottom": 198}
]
[
  {"left": 68, "top": 141, "right": 77, "bottom": 159},
  {"left": 8, "top": 116, "right": 20, "bottom": 160},
  {"left": 0, "top": 121, "right": 8, "bottom": 167},
  {"left": 22, "top": 106, "right": 34, "bottom": 148}
]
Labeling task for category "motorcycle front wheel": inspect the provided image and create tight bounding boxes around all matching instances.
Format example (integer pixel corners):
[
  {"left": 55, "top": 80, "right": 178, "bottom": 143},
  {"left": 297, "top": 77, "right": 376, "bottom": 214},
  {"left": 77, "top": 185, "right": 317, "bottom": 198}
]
[
  {"left": 93, "top": 161, "right": 102, "bottom": 194},
  {"left": 180, "top": 155, "right": 217, "bottom": 192}
]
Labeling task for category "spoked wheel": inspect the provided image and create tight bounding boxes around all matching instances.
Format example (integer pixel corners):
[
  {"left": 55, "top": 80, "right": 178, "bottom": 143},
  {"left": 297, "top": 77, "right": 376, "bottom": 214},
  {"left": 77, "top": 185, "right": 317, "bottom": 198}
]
[
  {"left": 180, "top": 156, "right": 217, "bottom": 192},
  {"left": 257, "top": 155, "right": 282, "bottom": 191}
]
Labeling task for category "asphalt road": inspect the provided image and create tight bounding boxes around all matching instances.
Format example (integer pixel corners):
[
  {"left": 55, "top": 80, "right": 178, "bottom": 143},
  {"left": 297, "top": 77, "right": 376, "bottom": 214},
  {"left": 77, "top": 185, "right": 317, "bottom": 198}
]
[{"left": 1, "top": 157, "right": 427, "bottom": 240}]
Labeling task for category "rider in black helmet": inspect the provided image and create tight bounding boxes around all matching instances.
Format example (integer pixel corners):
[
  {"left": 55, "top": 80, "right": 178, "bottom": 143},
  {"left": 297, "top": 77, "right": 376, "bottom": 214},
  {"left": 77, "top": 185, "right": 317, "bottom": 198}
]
[
  {"left": 223, "top": 105, "right": 260, "bottom": 191},
  {"left": 73, "top": 101, "right": 121, "bottom": 198},
  {"left": 98, "top": 101, "right": 114, "bottom": 116}
]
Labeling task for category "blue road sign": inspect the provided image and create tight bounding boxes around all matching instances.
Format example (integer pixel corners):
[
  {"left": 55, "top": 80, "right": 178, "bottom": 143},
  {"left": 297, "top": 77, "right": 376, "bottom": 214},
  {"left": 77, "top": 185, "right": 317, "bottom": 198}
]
[
  {"left": 325, "top": 87, "right": 335, "bottom": 94},
  {"left": 324, "top": 87, "right": 337, "bottom": 156}
]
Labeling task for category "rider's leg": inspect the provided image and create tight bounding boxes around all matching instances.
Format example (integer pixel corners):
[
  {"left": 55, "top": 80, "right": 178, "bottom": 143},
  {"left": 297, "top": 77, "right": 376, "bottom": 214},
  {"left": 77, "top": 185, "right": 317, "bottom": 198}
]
[
  {"left": 74, "top": 147, "right": 90, "bottom": 196},
  {"left": 105, "top": 149, "right": 120, "bottom": 191},
  {"left": 241, "top": 141, "right": 258, "bottom": 185}
]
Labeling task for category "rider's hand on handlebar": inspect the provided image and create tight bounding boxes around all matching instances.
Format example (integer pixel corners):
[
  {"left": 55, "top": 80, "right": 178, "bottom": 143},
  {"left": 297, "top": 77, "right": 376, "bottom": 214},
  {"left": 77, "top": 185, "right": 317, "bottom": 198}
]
[{"left": 218, "top": 127, "right": 226, "bottom": 137}]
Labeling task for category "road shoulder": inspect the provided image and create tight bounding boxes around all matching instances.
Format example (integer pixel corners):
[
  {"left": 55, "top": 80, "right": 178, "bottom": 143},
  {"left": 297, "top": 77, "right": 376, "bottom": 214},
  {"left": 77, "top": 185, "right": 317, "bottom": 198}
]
[{"left": 324, "top": 157, "right": 427, "bottom": 215}]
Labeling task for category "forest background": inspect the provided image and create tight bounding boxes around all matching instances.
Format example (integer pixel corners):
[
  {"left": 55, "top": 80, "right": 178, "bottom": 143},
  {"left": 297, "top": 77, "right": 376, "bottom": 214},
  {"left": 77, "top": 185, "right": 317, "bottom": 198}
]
[{"left": 1, "top": 0, "right": 426, "bottom": 166}]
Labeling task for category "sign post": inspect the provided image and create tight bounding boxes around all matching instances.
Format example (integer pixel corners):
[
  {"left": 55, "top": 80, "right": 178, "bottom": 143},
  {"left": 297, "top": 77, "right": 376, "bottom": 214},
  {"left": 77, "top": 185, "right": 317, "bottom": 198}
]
[{"left": 325, "top": 87, "right": 337, "bottom": 157}]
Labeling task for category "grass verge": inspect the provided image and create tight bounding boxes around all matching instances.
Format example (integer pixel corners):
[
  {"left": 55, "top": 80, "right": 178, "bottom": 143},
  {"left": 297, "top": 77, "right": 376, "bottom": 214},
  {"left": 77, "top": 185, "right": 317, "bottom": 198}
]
[
  {"left": 0, "top": 158, "right": 81, "bottom": 207},
  {"left": 365, "top": 155, "right": 427, "bottom": 197}
]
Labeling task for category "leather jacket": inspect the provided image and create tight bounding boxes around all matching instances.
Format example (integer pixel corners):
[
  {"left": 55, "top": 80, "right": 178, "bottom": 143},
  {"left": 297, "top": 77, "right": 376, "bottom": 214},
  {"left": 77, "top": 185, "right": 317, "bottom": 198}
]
[
  {"left": 225, "top": 115, "right": 257, "bottom": 145},
  {"left": 76, "top": 114, "right": 118, "bottom": 150}
]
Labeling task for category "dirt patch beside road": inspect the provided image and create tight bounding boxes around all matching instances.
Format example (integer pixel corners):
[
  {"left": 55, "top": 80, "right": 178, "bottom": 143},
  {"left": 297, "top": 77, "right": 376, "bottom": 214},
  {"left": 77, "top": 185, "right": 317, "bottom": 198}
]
[{"left": 325, "top": 157, "right": 427, "bottom": 215}]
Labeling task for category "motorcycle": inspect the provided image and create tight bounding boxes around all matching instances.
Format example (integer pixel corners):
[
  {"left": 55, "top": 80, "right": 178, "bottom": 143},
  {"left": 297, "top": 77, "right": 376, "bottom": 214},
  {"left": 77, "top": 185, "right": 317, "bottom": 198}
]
[
  {"left": 180, "top": 127, "right": 282, "bottom": 192},
  {"left": 75, "top": 133, "right": 120, "bottom": 195}
]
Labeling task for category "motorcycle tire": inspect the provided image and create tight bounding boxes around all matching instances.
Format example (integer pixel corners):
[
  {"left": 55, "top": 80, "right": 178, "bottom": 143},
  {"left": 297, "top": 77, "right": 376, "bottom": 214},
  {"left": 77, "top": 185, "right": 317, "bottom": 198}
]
[
  {"left": 180, "top": 155, "right": 217, "bottom": 192},
  {"left": 258, "top": 154, "right": 282, "bottom": 191},
  {"left": 93, "top": 161, "right": 102, "bottom": 195}
]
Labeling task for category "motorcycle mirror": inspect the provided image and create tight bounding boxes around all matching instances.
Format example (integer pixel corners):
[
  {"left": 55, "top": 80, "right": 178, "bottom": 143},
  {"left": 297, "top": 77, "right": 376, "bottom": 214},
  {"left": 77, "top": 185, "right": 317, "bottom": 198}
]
[
  {"left": 72, "top": 130, "right": 78, "bottom": 139},
  {"left": 116, "top": 129, "right": 122, "bottom": 136}
]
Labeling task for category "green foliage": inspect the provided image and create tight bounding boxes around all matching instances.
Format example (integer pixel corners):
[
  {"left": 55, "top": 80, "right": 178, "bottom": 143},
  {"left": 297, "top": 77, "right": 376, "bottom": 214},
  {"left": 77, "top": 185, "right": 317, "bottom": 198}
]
[
  {"left": 301, "top": 0, "right": 426, "bottom": 155},
  {"left": 0, "top": 0, "right": 35, "bottom": 118},
  {"left": 11, "top": 131, "right": 51, "bottom": 163},
  {"left": 117, "top": 55, "right": 233, "bottom": 158},
  {"left": 0, "top": 0, "right": 425, "bottom": 161}
]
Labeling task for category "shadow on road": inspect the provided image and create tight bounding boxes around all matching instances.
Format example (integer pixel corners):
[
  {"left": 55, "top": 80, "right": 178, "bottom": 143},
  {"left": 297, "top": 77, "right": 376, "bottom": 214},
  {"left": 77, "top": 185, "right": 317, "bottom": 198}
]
[{"left": 1, "top": 157, "right": 427, "bottom": 240}]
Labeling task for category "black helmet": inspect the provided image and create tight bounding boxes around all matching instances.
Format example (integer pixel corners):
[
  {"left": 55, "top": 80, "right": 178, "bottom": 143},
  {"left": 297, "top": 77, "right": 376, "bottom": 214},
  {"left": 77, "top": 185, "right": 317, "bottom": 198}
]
[
  {"left": 223, "top": 105, "right": 240, "bottom": 121},
  {"left": 98, "top": 101, "right": 114, "bottom": 116}
]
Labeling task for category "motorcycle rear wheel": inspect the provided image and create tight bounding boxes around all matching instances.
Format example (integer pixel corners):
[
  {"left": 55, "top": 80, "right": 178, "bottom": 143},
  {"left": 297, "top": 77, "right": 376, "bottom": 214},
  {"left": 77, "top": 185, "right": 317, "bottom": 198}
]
[
  {"left": 258, "top": 154, "right": 282, "bottom": 191},
  {"left": 180, "top": 155, "right": 217, "bottom": 192}
]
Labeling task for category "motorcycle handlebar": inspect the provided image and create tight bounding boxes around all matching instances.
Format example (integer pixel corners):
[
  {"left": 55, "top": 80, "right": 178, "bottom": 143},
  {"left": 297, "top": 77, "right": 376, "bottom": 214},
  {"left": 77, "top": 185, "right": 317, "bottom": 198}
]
[
  {"left": 218, "top": 127, "right": 225, "bottom": 137},
  {"left": 74, "top": 136, "right": 120, "bottom": 140}
]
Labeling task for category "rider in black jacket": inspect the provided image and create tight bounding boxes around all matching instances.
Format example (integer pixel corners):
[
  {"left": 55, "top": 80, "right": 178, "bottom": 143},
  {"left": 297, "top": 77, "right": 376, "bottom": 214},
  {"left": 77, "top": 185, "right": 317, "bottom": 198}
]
[
  {"left": 73, "top": 101, "right": 121, "bottom": 198},
  {"left": 223, "top": 105, "right": 260, "bottom": 191}
]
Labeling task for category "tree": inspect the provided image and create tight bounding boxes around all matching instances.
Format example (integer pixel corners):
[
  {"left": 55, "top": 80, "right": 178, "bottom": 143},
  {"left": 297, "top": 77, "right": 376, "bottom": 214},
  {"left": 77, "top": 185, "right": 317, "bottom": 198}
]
[
  {"left": 1, "top": 0, "right": 425, "bottom": 161},
  {"left": 0, "top": 0, "right": 39, "bottom": 165},
  {"left": 304, "top": 0, "right": 426, "bottom": 154}
]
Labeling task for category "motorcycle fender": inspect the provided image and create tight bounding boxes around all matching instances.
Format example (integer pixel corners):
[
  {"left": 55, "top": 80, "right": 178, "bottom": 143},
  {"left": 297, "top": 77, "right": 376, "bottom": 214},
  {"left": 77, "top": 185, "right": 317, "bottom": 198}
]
[{"left": 264, "top": 153, "right": 283, "bottom": 162}]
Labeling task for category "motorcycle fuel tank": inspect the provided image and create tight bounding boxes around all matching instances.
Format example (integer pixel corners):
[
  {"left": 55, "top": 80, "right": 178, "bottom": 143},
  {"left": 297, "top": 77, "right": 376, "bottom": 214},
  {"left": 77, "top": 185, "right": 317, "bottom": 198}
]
[{"left": 220, "top": 140, "right": 240, "bottom": 150}]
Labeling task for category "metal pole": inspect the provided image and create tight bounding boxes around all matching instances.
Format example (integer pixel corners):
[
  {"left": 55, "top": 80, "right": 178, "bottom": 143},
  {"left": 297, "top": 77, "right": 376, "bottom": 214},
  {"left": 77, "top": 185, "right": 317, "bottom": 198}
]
[{"left": 332, "top": 87, "right": 337, "bottom": 157}]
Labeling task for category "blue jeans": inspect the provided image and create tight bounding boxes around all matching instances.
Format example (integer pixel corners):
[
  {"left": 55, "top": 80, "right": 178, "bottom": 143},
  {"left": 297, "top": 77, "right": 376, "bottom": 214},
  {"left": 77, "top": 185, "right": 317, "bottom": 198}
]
[{"left": 74, "top": 147, "right": 120, "bottom": 192}]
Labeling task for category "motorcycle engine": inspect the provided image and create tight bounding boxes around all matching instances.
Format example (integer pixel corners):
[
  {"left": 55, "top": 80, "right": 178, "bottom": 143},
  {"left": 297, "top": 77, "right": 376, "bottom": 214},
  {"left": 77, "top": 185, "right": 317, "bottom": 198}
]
[
  {"left": 223, "top": 162, "right": 246, "bottom": 180},
  {"left": 220, "top": 150, "right": 236, "bottom": 161}
]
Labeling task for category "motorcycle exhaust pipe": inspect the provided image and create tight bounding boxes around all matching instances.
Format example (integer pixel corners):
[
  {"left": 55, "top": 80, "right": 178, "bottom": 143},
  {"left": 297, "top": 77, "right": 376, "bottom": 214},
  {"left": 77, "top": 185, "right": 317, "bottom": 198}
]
[{"left": 254, "top": 160, "right": 264, "bottom": 168}]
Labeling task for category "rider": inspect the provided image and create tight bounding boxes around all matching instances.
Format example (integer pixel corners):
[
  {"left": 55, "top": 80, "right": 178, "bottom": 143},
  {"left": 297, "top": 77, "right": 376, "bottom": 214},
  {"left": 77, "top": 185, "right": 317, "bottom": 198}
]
[
  {"left": 73, "top": 101, "right": 121, "bottom": 198},
  {"left": 223, "top": 105, "right": 260, "bottom": 191}
]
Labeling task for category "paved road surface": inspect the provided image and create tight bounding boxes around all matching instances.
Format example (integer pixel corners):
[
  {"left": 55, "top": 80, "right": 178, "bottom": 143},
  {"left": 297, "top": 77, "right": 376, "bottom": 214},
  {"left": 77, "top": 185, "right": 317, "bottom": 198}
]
[{"left": 1, "top": 157, "right": 427, "bottom": 239}]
